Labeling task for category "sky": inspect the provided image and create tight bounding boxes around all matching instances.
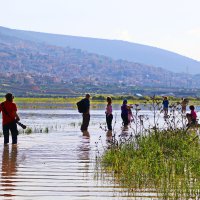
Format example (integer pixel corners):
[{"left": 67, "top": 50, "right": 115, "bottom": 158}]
[{"left": 0, "top": 0, "right": 200, "bottom": 61}]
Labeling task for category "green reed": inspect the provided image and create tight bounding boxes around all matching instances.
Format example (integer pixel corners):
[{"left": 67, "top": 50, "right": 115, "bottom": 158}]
[
  {"left": 101, "top": 129, "right": 200, "bottom": 199},
  {"left": 18, "top": 126, "right": 51, "bottom": 135},
  {"left": 98, "top": 97, "right": 200, "bottom": 199}
]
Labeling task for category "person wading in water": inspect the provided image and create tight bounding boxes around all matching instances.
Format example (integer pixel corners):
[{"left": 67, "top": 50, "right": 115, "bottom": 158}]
[
  {"left": 80, "top": 94, "right": 91, "bottom": 134},
  {"left": 0, "top": 93, "right": 21, "bottom": 145}
]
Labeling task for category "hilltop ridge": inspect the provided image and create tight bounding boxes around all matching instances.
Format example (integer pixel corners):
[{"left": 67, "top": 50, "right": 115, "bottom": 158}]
[
  {"left": 1, "top": 26, "right": 200, "bottom": 74},
  {"left": 1, "top": 26, "right": 200, "bottom": 96}
]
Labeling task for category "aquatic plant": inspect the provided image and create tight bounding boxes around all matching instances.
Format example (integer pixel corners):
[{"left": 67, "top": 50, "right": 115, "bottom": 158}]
[
  {"left": 98, "top": 96, "right": 200, "bottom": 199},
  {"left": 25, "top": 127, "right": 32, "bottom": 134},
  {"left": 69, "top": 122, "right": 76, "bottom": 127},
  {"left": 17, "top": 125, "right": 53, "bottom": 135},
  {"left": 44, "top": 127, "right": 49, "bottom": 133}
]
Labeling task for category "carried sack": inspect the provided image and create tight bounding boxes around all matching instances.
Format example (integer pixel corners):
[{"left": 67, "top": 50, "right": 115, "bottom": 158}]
[{"left": 77, "top": 99, "right": 87, "bottom": 113}]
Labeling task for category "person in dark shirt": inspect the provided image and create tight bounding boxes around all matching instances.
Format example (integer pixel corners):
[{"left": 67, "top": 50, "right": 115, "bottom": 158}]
[
  {"left": 121, "top": 99, "right": 129, "bottom": 128},
  {"left": 0, "top": 93, "right": 20, "bottom": 145},
  {"left": 80, "top": 94, "right": 91, "bottom": 132}
]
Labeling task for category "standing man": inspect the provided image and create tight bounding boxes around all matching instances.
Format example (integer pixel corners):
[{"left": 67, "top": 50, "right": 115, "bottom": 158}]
[
  {"left": 0, "top": 93, "right": 20, "bottom": 145},
  {"left": 80, "top": 94, "right": 91, "bottom": 132},
  {"left": 162, "top": 96, "right": 169, "bottom": 117}
]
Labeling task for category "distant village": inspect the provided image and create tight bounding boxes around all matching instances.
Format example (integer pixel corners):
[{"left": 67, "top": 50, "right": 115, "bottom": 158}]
[{"left": 1, "top": 34, "right": 200, "bottom": 97}]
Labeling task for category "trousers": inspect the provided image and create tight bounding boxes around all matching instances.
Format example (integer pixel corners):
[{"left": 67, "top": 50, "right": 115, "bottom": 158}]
[
  {"left": 81, "top": 113, "right": 90, "bottom": 131},
  {"left": 3, "top": 122, "right": 18, "bottom": 144},
  {"left": 121, "top": 114, "right": 128, "bottom": 126},
  {"left": 106, "top": 114, "right": 113, "bottom": 130}
]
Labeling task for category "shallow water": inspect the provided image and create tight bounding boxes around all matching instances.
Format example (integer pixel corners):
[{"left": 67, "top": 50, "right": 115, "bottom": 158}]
[{"left": 0, "top": 109, "right": 198, "bottom": 199}]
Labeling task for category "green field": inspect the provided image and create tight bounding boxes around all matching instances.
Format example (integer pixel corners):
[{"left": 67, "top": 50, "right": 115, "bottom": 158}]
[{"left": 0, "top": 96, "right": 200, "bottom": 109}]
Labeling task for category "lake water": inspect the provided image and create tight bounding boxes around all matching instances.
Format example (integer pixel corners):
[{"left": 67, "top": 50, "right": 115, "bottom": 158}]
[{"left": 0, "top": 109, "right": 198, "bottom": 199}]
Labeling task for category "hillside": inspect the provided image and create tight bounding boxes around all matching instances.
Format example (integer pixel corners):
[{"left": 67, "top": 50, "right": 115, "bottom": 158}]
[
  {"left": 0, "top": 30, "right": 200, "bottom": 97},
  {"left": 0, "top": 26, "right": 200, "bottom": 74}
]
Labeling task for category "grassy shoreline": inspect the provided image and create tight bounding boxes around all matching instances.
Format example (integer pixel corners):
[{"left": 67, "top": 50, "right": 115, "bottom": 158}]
[
  {"left": 0, "top": 96, "right": 200, "bottom": 109},
  {"left": 0, "top": 97, "right": 154, "bottom": 109},
  {"left": 100, "top": 129, "right": 200, "bottom": 199},
  {"left": 1, "top": 97, "right": 145, "bottom": 103}
]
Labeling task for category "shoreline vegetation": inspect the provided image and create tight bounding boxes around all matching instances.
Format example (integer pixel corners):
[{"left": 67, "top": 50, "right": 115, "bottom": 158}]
[
  {"left": 96, "top": 97, "right": 200, "bottom": 199},
  {"left": 0, "top": 95, "right": 200, "bottom": 109},
  {"left": 99, "top": 129, "right": 200, "bottom": 199}
]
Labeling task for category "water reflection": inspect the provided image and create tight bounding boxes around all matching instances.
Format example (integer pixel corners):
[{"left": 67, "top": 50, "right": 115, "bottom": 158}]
[
  {"left": 77, "top": 135, "right": 91, "bottom": 176},
  {"left": 77, "top": 136, "right": 90, "bottom": 161},
  {"left": 1, "top": 145, "right": 18, "bottom": 197}
]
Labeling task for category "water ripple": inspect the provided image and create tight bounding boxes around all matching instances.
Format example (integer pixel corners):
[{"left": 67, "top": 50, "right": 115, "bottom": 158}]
[{"left": 0, "top": 110, "right": 159, "bottom": 199}]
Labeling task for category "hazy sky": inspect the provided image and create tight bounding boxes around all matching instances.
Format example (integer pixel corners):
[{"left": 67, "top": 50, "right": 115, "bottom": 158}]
[{"left": 0, "top": 0, "right": 200, "bottom": 61}]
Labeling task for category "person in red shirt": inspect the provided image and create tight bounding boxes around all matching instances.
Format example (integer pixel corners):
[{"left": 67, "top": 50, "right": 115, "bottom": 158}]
[{"left": 0, "top": 93, "right": 20, "bottom": 145}]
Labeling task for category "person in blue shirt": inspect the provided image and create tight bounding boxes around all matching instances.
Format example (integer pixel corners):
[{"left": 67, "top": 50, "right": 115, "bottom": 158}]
[{"left": 162, "top": 96, "right": 169, "bottom": 116}]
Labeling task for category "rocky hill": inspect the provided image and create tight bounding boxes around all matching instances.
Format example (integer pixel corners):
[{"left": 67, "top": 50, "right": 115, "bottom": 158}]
[
  {"left": 0, "top": 30, "right": 199, "bottom": 97},
  {"left": 1, "top": 26, "right": 200, "bottom": 74}
]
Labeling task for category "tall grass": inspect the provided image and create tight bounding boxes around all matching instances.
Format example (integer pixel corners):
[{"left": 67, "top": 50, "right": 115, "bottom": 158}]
[{"left": 98, "top": 97, "right": 200, "bottom": 199}]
